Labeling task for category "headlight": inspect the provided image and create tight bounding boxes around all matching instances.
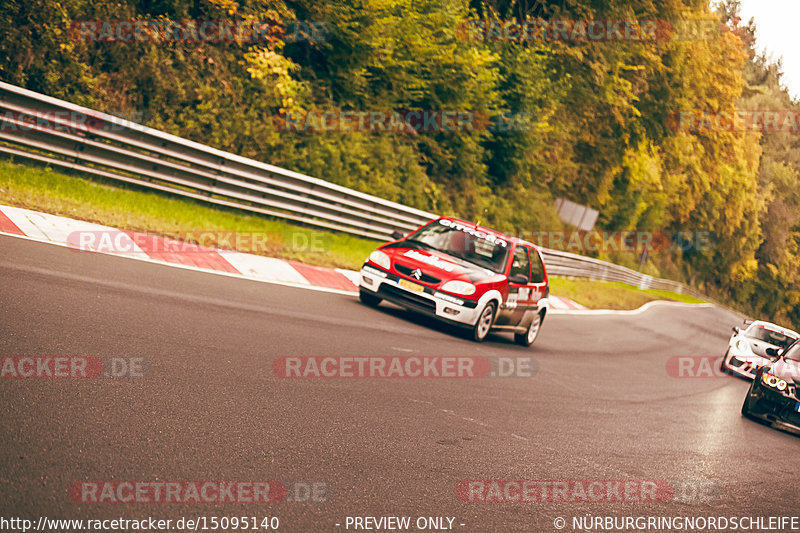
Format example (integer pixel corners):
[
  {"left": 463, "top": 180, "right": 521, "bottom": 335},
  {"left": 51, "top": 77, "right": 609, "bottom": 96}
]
[
  {"left": 440, "top": 280, "right": 476, "bottom": 296},
  {"left": 761, "top": 372, "right": 788, "bottom": 391},
  {"left": 736, "top": 339, "right": 748, "bottom": 352},
  {"left": 368, "top": 250, "right": 391, "bottom": 270}
]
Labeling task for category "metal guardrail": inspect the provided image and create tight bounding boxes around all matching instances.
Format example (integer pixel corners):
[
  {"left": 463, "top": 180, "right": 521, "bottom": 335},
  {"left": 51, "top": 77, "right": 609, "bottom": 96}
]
[
  {"left": 0, "top": 81, "right": 436, "bottom": 241},
  {"left": 0, "top": 81, "right": 702, "bottom": 297},
  {"left": 539, "top": 248, "right": 704, "bottom": 297}
]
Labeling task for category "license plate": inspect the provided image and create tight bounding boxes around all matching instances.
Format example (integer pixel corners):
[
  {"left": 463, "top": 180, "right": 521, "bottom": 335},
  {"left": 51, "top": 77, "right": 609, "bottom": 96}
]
[{"left": 398, "top": 278, "right": 425, "bottom": 293}]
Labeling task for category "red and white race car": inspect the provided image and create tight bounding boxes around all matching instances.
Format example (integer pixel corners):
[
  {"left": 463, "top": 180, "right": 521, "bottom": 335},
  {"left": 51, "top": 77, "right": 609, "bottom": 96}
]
[{"left": 358, "top": 217, "right": 549, "bottom": 344}]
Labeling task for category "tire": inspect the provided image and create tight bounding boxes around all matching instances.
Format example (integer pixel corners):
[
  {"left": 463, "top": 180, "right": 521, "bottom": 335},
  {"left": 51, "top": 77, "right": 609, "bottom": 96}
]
[
  {"left": 720, "top": 348, "right": 730, "bottom": 373},
  {"left": 515, "top": 311, "right": 543, "bottom": 347},
  {"left": 741, "top": 387, "right": 756, "bottom": 418},
  {"left": 741, "top": 397, "right": 752, "bottom": 418},
  {"left": 472, "top": 302, "right": 496, "bottom": 342},
  {"left": 359, "top": 289, "right": 382, "bottom": 307}
]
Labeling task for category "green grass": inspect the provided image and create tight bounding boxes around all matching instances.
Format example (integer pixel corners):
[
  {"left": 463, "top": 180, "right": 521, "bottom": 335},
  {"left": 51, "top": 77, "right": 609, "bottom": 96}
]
[
  {"left": 0, "top": 159, "right": 378, "bottom": 269},
  {"left": 549, "top": 277, "right": 706, "bottom": 310}
]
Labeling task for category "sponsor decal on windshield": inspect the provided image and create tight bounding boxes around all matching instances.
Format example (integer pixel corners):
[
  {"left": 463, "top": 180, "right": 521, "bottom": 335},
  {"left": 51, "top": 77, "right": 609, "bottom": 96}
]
[{"left": 438, "top": 219, "right": 509, "bottom": 247}]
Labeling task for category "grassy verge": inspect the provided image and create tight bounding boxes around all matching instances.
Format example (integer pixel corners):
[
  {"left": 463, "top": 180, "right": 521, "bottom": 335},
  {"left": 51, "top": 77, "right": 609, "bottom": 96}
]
[
  {"left": 549, "top": 277, "right": 705, "bottom": 310},
  {"left": 0, "top": 158, "right": 708, "bottom": 309},
  {"left": 0, "top": 158, "right": 378, "bottom": 269}
]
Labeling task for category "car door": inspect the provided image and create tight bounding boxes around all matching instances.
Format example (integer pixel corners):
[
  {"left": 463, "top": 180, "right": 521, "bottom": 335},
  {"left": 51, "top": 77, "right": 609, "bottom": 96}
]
[
  {"left": 525, "top": 246, "right": 547, "bottom": 308},
  {"left": 495, "top": 245, "right": 531, "bottom": 326}
]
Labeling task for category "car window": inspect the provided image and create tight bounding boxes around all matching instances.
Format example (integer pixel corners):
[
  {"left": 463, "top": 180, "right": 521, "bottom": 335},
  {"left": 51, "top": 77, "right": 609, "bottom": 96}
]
[
  {"left": 404, "top": 219, "right": 510, "bottom": 273},
  {"left": 746, "top": 326, "right": 798, "bottom": 349},
  {"left": 784, "top": 342, "right": 800, "bottom": 363},
  {"left": 509, "top": 247, "right": 530, "bottom": 283},
  {"left": 529, "top": 248, "right": 545, "bottom": 283}
]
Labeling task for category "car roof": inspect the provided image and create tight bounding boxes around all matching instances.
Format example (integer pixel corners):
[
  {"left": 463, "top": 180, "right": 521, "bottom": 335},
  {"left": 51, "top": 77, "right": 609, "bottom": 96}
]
[
  {"left": 437, "top": 216, "right": 538, "bottom": 249},
  {"left": 746, "top": 320, "right": 800, "bottom": 338}
]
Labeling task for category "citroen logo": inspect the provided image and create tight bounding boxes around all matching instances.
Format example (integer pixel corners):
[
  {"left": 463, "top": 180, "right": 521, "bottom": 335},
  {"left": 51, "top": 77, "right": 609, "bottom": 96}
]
[{"left": 411, "top": 268, "right": 423, "bottom": 280}]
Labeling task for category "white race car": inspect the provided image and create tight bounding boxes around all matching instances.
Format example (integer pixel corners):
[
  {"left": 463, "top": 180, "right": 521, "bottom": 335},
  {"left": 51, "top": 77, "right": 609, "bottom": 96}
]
[{"left": 721, "top": 320, "right": 799, "bottom": 379}]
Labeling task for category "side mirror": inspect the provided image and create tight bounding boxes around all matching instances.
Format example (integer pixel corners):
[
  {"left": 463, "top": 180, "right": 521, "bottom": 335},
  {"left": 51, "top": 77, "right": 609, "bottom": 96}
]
[
  {"left": 731, "top": 326, "right": 740, "bottom": 335},
  {"left": 390, "top": 230, "right": 405, "bottom": 240},
  {"left": 509, "top": 274, "right": 528, "bottom": 285}
]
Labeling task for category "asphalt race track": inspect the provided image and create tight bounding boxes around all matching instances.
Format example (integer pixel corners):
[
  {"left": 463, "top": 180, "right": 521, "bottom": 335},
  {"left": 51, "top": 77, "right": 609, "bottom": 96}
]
[{"left": 0, "top": 234, "right": 797, "bottom": 532}]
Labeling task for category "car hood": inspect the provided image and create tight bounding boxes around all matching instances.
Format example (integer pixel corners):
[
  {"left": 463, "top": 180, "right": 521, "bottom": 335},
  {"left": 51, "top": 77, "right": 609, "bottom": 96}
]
[
  {"left": 767, "top": 359, "right": 800, "bottom": 384},
  {"left": 381, "top": 243, "right": 496, "bottom": 283}
]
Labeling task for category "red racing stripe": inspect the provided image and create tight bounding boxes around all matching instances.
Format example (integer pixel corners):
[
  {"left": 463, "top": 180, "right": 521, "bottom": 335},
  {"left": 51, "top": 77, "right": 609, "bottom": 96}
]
[
  {"left": 0, "top": 209, "right": 25, "bottom": 235},
  {"left": 122, "top": 231, "right": 241, "bottom": 274},
  {"left": 287, "top": 261, "right": 358, "bottom": 291}
]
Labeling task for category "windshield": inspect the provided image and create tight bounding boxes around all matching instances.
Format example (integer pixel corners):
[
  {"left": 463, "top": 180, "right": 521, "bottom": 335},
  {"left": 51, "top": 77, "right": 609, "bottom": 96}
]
[
  {"left": 746, "top": 326, "right": 798, "bottom": 349},
  {"left": 785, "top": 342, "right": 800, "bottom": 363},
  {"left": 405, "top": 219, "right": 511, "bottom": 273}
]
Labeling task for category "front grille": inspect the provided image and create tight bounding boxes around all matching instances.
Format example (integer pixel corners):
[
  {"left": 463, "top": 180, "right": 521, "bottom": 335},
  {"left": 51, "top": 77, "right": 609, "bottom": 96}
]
[
  {"left": 378, "top": 284, "right": 436, "bottom": 313},
  {"left": 394, "top": 263, "right": 440, "bottom": 284},
  {"left": 780, "top": 407, "right": 800, "bottom": 426}
]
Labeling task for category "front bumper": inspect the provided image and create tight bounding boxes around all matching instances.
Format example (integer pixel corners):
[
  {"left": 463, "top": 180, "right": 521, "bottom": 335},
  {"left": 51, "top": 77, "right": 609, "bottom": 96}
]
[
  {"left": 359, "top": 264, "right": 482, "bottom": 326},
  {"left": 745, "top": 382, "right": 800, "bottom": 431},
  {"left": 722, "top": 349, "right": 771, "bottom": 380}
]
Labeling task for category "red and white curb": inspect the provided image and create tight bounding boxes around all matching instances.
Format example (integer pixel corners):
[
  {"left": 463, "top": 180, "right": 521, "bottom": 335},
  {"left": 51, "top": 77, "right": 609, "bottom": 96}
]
[
  {"left": 548, "top": 295, "right": 586, "bottom": 311},
  {"left": 0, "top": 203, "right": 583, "bottom": 309}
]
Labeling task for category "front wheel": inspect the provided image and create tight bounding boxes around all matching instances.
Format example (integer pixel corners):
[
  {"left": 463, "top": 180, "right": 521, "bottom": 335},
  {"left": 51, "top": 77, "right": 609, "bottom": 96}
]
[
  {"left": 515, "top": 311, "right": 543, "bottom": 347},
  {"left": 472, "top": 302, "right": 496, "bottom": 342},
  {"left": 741, "top": 388, "right": 756, "bottom": 418},
  {"left": 720, "top": 348, "right": 730, "bottom": 373},
  {"left": 359, "top": 289, "right": 382, "bottom": 307}
]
